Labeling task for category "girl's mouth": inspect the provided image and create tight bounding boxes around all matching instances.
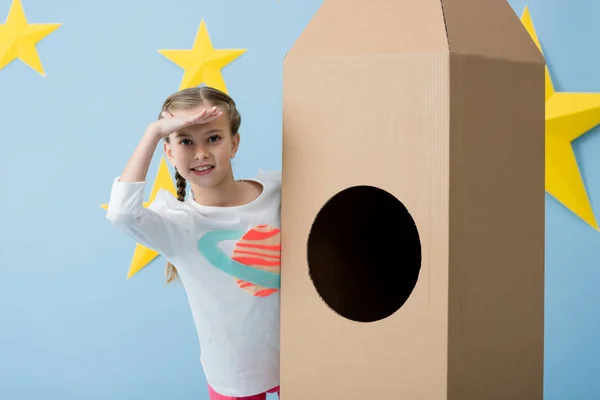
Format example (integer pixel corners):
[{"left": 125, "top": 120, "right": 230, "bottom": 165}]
[{"left": 191, "top": 165, "right": 214, "bottom": 175}]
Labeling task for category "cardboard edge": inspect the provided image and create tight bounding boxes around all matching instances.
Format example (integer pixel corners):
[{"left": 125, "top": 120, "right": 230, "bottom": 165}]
[{"left": 439, "top": 0, "right": 450, "bottom": 51}]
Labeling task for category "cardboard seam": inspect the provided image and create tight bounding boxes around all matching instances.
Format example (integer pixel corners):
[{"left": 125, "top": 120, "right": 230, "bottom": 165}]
[
  {"left": 440, "top": 2, "right": 452, "bottom": 399},
  {"left": 439, "top": 0, "right": 450, "bottom": 51}
]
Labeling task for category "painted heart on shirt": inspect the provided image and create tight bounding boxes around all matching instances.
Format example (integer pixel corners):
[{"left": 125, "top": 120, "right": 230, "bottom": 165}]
[{"left": 198, "top": 225, "right": 281, "bottom": 298}]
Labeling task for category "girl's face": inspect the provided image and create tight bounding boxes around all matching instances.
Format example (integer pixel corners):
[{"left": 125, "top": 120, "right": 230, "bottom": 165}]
[{"left": 164, "top": 104, "right": 240, "bottom": 190}]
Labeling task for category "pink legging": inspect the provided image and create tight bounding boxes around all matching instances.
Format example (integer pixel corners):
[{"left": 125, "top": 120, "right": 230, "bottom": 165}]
[{"left": 208, "top": 385, "right": 280, "bottom": 400}]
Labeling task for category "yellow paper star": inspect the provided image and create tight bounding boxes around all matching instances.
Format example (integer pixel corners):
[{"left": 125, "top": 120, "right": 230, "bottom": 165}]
[
  {"left": 158, "top": 19, "right": 246, "bottom": 93},
  {"left": 521, "top": 6, "right": 600, "bottom": 230},
  {"left": 0, "top": 0, "right": 60, "bottom": 76},
  {"left": 101, "top": 157, "right": 177, "bottom": 278}
]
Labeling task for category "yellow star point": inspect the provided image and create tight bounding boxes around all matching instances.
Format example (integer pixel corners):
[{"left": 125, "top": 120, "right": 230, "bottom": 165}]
[
  {"left": 158, "top": 19, "right": 246, "bottom": 93},
  {"left": 521, "top": 6, "right": 600, "bottom": 230},
  {"left": 101, "top": 157, "right": 178, "bottom": 278},
  {"left": 520, "top": 6, "right": 554, "bottom": 100},
  {"left": 0, "top": 0, "right": 61, "bottom": 76}
]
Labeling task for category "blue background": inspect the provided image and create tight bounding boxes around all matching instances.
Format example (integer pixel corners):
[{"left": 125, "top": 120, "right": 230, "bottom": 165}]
[{"left": 0, "top": 0, "right": 599, "bottom": 398}]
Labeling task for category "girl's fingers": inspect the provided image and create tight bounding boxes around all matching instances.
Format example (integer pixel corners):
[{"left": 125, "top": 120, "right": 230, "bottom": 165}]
[
  {"left": 203, "top": 112, "right": 223, "bottom": 123},
  {"left": 205, "top": 106, "right": 219, "bottom": 116},
  {"left": 180, "top": 107, "right": 222, "bottom": 126},
  {"left": 195, "top": 110, "right": 223, "bottom": 124}
]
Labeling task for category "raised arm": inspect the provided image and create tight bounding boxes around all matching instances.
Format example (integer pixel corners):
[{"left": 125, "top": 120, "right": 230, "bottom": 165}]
[
  {"left": 105, "top": 106, "right": 222, "bottom": 258},
  {"left": 120, "top": 106, "right": 222, "bottom": 183}
]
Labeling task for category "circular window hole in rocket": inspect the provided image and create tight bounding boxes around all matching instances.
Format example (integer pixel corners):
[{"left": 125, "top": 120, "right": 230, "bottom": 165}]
[{"left": 306, "top": 186, "right": 422, "bottom": 323}]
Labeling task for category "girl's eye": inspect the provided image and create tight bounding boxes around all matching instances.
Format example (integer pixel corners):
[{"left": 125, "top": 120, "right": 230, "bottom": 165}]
[
  {"left": 208, "top": 135, "right": 221, "bottom": 143},
  {"left": 179, "top": 139, "right": 192, "bottom": 145}
]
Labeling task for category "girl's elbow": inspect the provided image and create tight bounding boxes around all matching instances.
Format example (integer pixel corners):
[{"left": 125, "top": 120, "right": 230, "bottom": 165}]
[{"left": 105, "top": 211, "right": 138, "bottom": 227}]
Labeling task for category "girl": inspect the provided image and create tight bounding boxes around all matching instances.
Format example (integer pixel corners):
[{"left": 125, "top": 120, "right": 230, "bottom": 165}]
[{"left": 105, "top": 86, "right": 281, "bottom": 400}]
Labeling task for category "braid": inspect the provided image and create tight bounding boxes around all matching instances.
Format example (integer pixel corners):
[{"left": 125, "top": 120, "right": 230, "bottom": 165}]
[
  {"left": 175, "top": 169, "right": 186, "bottom": 201},
  {"left": 165, "top": 169, "right": 186, "bottom": 283}
]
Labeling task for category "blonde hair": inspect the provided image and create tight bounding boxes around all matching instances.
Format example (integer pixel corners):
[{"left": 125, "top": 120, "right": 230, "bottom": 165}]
[{"left": 158, "top": 86, "right": 242, "bottom": 283}]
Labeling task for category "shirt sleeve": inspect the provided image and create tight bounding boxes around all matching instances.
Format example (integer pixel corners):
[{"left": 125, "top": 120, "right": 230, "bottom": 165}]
[
  {"left": 257, "top": 170, "right": 282, "bottom": 190},
  {"left": 105, "top": 177, "right": 189, "bottom": 260}
]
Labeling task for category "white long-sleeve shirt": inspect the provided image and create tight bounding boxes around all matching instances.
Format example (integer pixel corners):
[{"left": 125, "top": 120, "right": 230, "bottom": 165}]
[{"left": 105, "top": 170, "right": 282, "bottom": 397}]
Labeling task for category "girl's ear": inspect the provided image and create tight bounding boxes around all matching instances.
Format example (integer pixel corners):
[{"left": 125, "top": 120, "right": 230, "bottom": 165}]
[
  {"left": 164, "top": 142, "right": 175, "bottom": 165},
  {"left": 230, "top": 132, "right": 240, "bottom": 158}
]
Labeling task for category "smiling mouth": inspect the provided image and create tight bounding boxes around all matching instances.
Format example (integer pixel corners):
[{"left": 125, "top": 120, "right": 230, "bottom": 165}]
[{"left": 191, "top": 165, "right": 214, "bottom": 175}]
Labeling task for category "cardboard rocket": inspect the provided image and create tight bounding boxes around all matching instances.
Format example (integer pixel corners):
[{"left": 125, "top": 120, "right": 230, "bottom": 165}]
[{"left": 281, "top": 0, "right": 545, "bottom": 399}]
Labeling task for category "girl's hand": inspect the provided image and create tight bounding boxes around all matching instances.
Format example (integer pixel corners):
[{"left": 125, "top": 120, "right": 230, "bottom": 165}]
[{"left": 151, "top": 106, "right": 223, "bottom": 139}]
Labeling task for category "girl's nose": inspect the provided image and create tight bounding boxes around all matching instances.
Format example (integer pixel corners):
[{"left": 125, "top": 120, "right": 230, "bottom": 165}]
[{"left": 194, "top": 148, "right": 209, "bottom": 160}]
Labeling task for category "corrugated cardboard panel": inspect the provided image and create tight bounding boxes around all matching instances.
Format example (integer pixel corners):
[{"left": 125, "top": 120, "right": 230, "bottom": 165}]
[
  {"left": 282, "top": 53, "right": 451, "bottom": 399},
  {"left": 447, "top": 53, "right": 545, "bottom": 400},
  {"left": 441, "top": 0, "right": 544, "bottom": 62}
]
